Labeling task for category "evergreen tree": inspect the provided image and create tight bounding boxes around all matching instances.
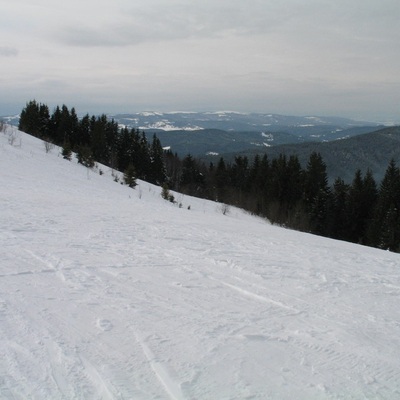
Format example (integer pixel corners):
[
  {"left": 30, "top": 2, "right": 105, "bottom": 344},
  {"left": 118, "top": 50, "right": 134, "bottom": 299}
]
[
  {"left": 256, "top": 154, "right": 271, "bottom": 217},
  {"left": 346, "top": 169, "right": 378, "bottom": 244},
  {"left": 55, "top": 105, "right": 72, "bottom": 144},
  {"left": 163, "top": 150, "right": 182, "bottom": 190},
  {"left": 226, "top": 156, "right": 249, "bottom": 207},
  {"left": 286, "top": 155, "right": 303, "bottom": 209},
  {"left": 117, "top": 127, "right": 135, "bottom": 172},
  {"left": 248, "top": 154, "right": 261, "bottom": 190},
  {"left": 62, "top": 140, "right": 72, "bottom": 161},
  {"left": 370, "top": 159, "right": 400, "bottom": 250},
  {"left": 38, "top": 103, "right": 51, "bottom": 139},
  {"left": 303, "top": 152, "right": 330, "bottom": 234},
  {"left": 379, "top": 204, "right": 400, "bottom": 251},
  {"left": 161, "top": 182, "right": 170, "bottom": 200},
  {"left": 77, "top": 145, "right": 95, "bottom": 168},
  {"left": 180, "top": 154, "right": 204, "bottom": 196},
  {"left": 149, "top": 134, "right": 166, "bottom": 185},
  {"left": 231, "top": 156, "right": 250, "bottom": 192},
  {"left": 104, "top": 117, "right": 119, "bottom": 162},
  {"left": 133, "top": 132, "right": 151, "bottom": 180},
  {"left": 214, "top": 157, "right": 229, "bottom": 202},
  {"left": 303, "top": 152, "right": 329, "bottom": 205},
  {"left": 49, "top": 105, "right": 61, "bottom": 142},
  {"left": 310, "top": 187, "right": 332, "bottom": 235},
  {"left": 19, "top": 100, "right": 50, "bottom": 139},
  {"left": 266, "top": 154, "right": 303, "bottom": 224},
  {"left": 330, "top": 177, "right": 350, "bottom": 239},
  {"left": 361, "top": 169, "right": 378, "bottom": 244},
  {"left": 161, "top": 182, "right": 175, "bottom": 202},
  {"left": 78, "top": 114, "right": 91, "bottom": 147},
  {"left": 90, "top": 115, "right": 109, "bottom": 165},
  {"left": 285, "top": 155, "right": 304, "bottom": 226},
  {"left": 346, "top": 169, "right": 365, "bottom": 242},
  {"left": 124, "top": 163, "right": 137, "bottom": 188},
  {"left": 268, "top": 154, "right": 288, "bottom": 223},
  {"left": 68, "top": 107, "right": 80, "bottom": 149}
]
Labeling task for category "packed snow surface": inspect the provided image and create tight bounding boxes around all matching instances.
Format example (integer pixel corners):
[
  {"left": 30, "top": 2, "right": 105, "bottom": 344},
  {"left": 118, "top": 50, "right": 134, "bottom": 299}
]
[{"left": 1, "top": 127, "right": 400, "bottom": 399}]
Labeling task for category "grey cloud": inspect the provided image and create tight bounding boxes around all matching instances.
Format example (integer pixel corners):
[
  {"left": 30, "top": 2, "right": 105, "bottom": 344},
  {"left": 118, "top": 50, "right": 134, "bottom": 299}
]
[
  {"left": 58, "top": 1, "right": 293, "bottom": 47},
  {"left": 59, "top": 27, "right": 127, "bottom": 47},
  {"left": 58, "top": 0, "right": 400, "bottom": 49},
  {"left": 0, "top": 46, "right": 18, "bottom": 57}
]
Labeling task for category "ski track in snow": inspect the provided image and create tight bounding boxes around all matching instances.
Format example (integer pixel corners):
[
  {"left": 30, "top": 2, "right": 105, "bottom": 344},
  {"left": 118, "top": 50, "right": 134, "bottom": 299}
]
[
  {"left": 1, "top": 129, "right": 400, "bottom": 399},
  {"left": 135, "top": 333, "right": 185, "bottom": 400}
]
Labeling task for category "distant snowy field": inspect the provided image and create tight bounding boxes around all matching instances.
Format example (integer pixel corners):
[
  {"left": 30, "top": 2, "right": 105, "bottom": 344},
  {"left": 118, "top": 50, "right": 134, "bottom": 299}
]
[{"left": 1, "top": 126, "right": 400, "bottom": 399}]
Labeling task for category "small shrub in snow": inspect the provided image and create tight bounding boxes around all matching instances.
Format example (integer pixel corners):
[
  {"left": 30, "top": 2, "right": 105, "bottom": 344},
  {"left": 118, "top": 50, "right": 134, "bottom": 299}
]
[
  {"left": 61, "top": 142, "right": 72, "bottom": 160},
  {"left": 124, "top": 164, "right": 137, "bottom": 188},
  {"left": 161, "top": 183, "right": 173, "bottom": 200},
  {"left": 8, "top": 132, "right": 16, "bottom": 146},
  {"left": 43, "top": 139, "right": 55, "bottom": 153},
  {"left": 7, "top": 127, "right": 21, "bottom": 147},
  {"left": 219, "top": 203, "right": 230, "bottom": 216},
  {"left": 77, "top": 146, "right": 95, "bottom": 168},
  {"left": 161, "top": 183, "right": 169, "bottom": 200}
]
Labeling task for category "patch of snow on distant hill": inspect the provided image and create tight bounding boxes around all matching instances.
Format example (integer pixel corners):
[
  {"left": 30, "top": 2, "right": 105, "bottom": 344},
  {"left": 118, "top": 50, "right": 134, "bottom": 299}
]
[
  {"left": 140, "top": 120, "right": 204, "bottom": 131},
  {"left": 261, "top": 132, "right": 274, "bottom": 141}
]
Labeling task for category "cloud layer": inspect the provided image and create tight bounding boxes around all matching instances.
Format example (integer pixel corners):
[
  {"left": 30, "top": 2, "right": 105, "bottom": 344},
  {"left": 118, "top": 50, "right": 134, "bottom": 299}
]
[
  {"left": 0, "top": 46, "right": 18, "bottom": 57},
  {"left": 1, "top": 0, "right": 399, "bottom": 121}
]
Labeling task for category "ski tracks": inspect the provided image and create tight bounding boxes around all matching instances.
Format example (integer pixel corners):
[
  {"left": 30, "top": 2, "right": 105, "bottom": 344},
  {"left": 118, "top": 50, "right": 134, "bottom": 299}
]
[
  {"left": 134, "top": 333, "right": 185, "bottom": 400},
  {"left": 24, "top": 249, "right": 67, "bottom": 282},
  {"left": 196, "top": 255, "right": 400, "bottom": 398}
]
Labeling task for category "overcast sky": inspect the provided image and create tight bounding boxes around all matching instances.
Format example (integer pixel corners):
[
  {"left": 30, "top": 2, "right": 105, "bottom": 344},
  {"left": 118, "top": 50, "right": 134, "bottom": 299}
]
[{"left": 1, "top": 0, "right": 399, "bottom": 122}]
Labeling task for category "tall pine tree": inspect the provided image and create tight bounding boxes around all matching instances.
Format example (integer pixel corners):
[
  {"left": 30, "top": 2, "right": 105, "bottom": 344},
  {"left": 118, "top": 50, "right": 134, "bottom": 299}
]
[{"left": 370, "top": 160, "right": 400, "bottom": 250}]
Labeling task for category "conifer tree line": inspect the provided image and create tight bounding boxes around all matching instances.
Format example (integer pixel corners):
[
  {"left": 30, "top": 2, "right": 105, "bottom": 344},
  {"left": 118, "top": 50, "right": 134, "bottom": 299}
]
[
  {"left": 19, "top": 100, "right": 166, "bottom": 185},
  {"left": 19, "top": 100, "right": 400, "bottom": 252},
  {"left": 164, "top": 141, "right": 400, "bottom": 253}
]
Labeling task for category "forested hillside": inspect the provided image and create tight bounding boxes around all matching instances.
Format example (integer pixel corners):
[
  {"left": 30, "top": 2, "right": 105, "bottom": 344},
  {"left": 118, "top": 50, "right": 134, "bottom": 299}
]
[
  {"left": 17, "top": 100, "right": 400, "bottom": 252},
  {"left": 18, "top": 100, "right": 167, "bottom": 186},
  {"left": 228, "top": 126, "right": 400, "bottom": 183}
]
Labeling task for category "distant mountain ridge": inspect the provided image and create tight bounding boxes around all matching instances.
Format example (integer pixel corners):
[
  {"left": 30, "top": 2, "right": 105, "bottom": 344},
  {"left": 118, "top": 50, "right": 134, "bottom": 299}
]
[
  {"left": 110, "top": 112, "right": 399, "bottom": 183},
  {"left": 110, "top": 111, "right": 383, "bottom": 158},
  {"left": 1, "top": 110, "right": 383, "bottom": 134},
  {"left": 4, "top": 111, "right": 383, "bottom": 152},
  {"left": 221, "top": 126, "right": 400, "bottom": 183},
  {"left": 108, "top": 112, "right": 398, "bottom": 183},
  {"left": 111, "top": 111, "right": 379, "bottom": 134}
]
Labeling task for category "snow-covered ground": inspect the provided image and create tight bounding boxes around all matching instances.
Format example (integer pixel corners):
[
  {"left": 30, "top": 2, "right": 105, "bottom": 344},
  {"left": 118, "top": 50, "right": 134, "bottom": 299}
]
[{"left": 1, "top": 126, "right": 400, "bottom": 399}]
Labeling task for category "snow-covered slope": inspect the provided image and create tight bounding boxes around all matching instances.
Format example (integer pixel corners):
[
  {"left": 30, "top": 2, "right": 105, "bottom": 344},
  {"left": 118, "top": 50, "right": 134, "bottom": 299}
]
[{"left": 1, "top": 127, "right": 400, "bottom": 399}]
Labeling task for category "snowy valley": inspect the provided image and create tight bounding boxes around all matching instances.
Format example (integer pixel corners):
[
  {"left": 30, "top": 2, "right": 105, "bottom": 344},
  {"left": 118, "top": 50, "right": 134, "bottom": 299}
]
[{"left": 1, "top": 126, "right": 400, "bottom": 399}]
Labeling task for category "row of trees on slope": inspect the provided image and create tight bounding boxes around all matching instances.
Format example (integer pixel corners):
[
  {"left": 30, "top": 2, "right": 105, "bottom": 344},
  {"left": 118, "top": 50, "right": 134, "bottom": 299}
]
[
  {"left": 19, "top": 100, "right": 166, "bottom": 185},
  {"left": 168, "top": 152, "right": 400, "bottom": 251},
  {"left": 18, "top": 101, "right": 400, "bottom": 252}
]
